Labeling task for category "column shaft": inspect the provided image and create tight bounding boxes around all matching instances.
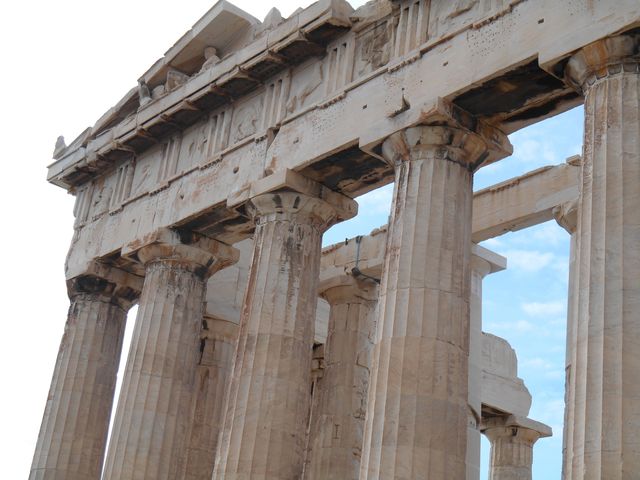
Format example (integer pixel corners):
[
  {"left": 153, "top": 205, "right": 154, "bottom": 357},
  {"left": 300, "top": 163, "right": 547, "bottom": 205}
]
[
  {"left": 554, "top": 200, "right": 579, "bottom": 480},
  {"left": 485, "top": 426, "right": 538, "bottom": 480},
  {"left": 214, "top": 192, "right": 341, "bottom": 480},
  {"left": 565, "top": 35, "right": 640, "bottom": 479},
  {"left": 103, "top": 235, "right": 237, "bottom": 480},
  {"left": 361, "top": 126, "right": 481, "bottom": 479},
  {"left": 306, "top": 278, "right": 378, "bottom": 480},
  {"left": 181, "top": 318, "right": 237, "bottom": 480},
  {"left": 468, "top": 254, "right": 492, "bottom": 480},
  {"left": 30, "top": 290, "right": 128, "bottom": 480}
]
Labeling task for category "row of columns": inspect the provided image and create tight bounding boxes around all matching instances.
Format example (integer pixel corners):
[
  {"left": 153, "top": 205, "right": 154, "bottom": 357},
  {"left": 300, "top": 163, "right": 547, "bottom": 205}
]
[{"left": 31, "top": 32, "right": 640, "bottom": 479}]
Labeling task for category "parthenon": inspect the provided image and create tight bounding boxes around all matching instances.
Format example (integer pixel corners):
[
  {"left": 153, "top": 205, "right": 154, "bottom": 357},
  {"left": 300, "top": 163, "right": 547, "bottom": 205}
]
[{"left": 31, "top": 0, "right": 640, "bottom": 479}]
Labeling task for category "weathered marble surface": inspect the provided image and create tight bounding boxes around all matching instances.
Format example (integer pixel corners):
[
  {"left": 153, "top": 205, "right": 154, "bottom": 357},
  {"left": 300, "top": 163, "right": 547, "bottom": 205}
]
[
  {"left": 30, "top": 286, "right": 131, "bottom": 480},
  {"left": 103, "top": 233, "right": 238, "bottom": 480},
  {"left": 360, "top": 123, "right": 508, "bottom": 479},
  {"left": 564, "top": 34, "right": 640, "bottom": 479},
  {"left": 35, "top": 1, "right": 640, "bottom": 479},
  {"left": 483, "top": 416, "right": 552, "bottom": 480},
  {"left": 181, "top": 318, "right": 238, "bottom": 480},
  {"left": 306, "top": 275, "right": 378, "bottom": 480},
  {"left": 214, "top": 191, "right": 355, "bottom": 480}
]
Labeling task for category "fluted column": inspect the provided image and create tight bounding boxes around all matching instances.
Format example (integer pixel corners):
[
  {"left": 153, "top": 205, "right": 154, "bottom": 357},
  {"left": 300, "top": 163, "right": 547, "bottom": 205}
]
[
  {"left": 30, "top": 272, "right": 139, "bottom": 480},
  {"left": 553, "top": 200, "right": 579, "bottom": 480},
  {"left": 306, "top": 275, "right": 378, "bottom": 480},
  {"left": 468, "top": 246, "right": 506, "bottom": 480},
  {"left": 103, "top": 231, "right": 238, "bottom": 480},
  {"left": 564, "top": 34, "right": 640, "bottom": 479},
  {"left": 483, "top": 416, "right": 551, "bottom": 480},
  {"left": 214, "top": 190, "right": 356, "bottom": 480},
  {"left": 181, "top": 317, "right": 238, "bottom": 480},
  {"left": 361, "top": 120, "right": 511, "bottom": 479}
]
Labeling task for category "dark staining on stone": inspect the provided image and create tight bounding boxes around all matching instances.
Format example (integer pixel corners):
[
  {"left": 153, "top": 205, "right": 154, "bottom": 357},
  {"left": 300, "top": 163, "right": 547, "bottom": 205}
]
[
  {"left": 273, "top": 194, "right": 283, "bottom": 211},
  {"left": 302, "top": 145, "right": 392, "bottom": 196},
  {"left": 74, "top": 275, "right": 113, "bottom": 296},
  {"left": 199, "top": 338, "right": 206, "bottom": 364},
  {"left": 508, "top": 91, "right": 581, "bottom": 123},
  {"left": 453, "top": 59, "right": 573, "bottom": 123}
]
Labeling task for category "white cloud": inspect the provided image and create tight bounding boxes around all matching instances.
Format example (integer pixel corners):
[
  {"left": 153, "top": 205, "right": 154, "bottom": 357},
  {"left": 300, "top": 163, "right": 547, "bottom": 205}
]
[
  {"left": 529, "top": 222, "right": 568, "bottom": 247},
  {"left": 357, "top": 184, "right": 393, "bottom": 215},
  {"left": 480, "top": 237, "right": 504, "bottom": 249},
  {"left": 511, "top": 133, "right": 559, "bottom": 166},
  {"left": 522, "top": 300, "right": 566, "bottom": 317},
  {"left": 503, "top": 249, "right": 554, "bottom": 273}
]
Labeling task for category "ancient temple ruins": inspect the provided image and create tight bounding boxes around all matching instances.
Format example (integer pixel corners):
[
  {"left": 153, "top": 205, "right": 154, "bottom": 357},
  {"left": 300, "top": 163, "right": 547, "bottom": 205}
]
[{"left": 32, "top": 0, "right": 640, "bottom": 478}]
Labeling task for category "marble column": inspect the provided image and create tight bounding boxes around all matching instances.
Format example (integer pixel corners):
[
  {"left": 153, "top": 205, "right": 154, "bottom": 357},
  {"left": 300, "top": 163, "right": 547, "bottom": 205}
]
[
  {"left": 552, "top": 200, "right": 579, "bottom": 480},
  {"left": 102, "top": 232, "right": 238, "bottom": 480},
  {"left": 360, "top": 122, "right": 510, "bottom": 479},
  {"left": 483, "top": 416, "right": 551, "bottom": 480},
  {"left": 181, "top": 317, "right": 238, "bottom": 480},
  {"left": 30, "top": 272, "right": 139, "bottom": 480},
  {"left": 214, "top": 191, "right": 355, "bottom": 480},
  {"left": 468, "top": 245, "right": 506, "bottom": 480},
  {"left": 306, "top": 275, "right": 378, "bottom": 480},
  {"left": 564, "top": 33, "right": 640, "bottom": 479}
]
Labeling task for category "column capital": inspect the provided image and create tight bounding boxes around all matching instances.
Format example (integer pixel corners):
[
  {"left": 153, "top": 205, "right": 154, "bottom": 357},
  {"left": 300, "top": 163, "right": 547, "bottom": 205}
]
[
  {"left": 248, "top": 191, "right": 342, "bottom": 232},
  {"left": 123, "top": 228, "right": 239, "bottom": 279},
  {"left": 565, "top": 33, "right": 640, "bottom": 93},
  {"left": 318, "top": 273, "right": 379, "bottom": 305},
  {"left": 482, "top": 415, "right": 552, "bottom": 444},
  {"left": 380, "top": 98, "right": 512, "bottom": 172},
  {"left": 228, "top": 168, "right": 358, "bottom": 227},
  {"left": 553, "top": 200, "right": 579, "bottom": 234},
  {"left": 67, "top": 261, "right": 144, "bottom": 309}
]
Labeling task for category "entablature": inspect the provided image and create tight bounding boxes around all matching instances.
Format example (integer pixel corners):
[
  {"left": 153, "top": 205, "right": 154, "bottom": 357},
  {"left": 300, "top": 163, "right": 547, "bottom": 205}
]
[{"left": 52, "top": 0, "right": 637, "bottom": 280}]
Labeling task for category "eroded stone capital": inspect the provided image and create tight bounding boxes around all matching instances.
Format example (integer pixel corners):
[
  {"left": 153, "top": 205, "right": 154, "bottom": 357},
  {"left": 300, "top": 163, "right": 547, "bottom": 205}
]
[
  {"left": 230, "top": 167, "right": 357, "bottom": 216},
  {"left": 376, "top": 98, "right": 512, "bottom": 172},
  {"left": 553, "top": 199, "right": 579, "bottom": 234},
  {"left": 383, "top": 125, "right": 485, "bottom": 166},
  {"left": 565, "top": 33, "right": 640, "bottom": 93},
  {"left": 318, "top": 274, "right": 379, "bottom": 305},
  {"left": 482, "top": 415, "right": 552, "bottom": 445},
  {"left": 382, "top": 125, "right": 493, "bottom": 172},
  {"left": 67, "top": 262, "right": 143, "bottom": 310},
  {"left": 248, "top": 191, "right": 345, "bottom": 233},
  {"left": 126, "top": 228, "right": 239, "bottom": 279}
]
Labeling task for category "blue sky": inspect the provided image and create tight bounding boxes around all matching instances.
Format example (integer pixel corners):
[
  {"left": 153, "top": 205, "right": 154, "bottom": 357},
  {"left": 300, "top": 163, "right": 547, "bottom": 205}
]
[{"left": 324, "top": 106, "right": 584, "bottom": 478}]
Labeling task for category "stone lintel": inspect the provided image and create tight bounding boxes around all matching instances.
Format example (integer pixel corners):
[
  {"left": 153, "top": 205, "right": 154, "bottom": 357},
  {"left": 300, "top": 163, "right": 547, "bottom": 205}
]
[
  {"left": 538, "top": 2, "right": 640, "bottom": 79},
  {"left": 321, "top": 227, "right": 506, "bottom": 287},
  {"left": 360, "top": 97, "right": 512, "bottom": 169},
  {"left": 472, "top": 243, "right": 507, "bottom": 276},
  {"left": 122, "top": 227, "right": 239, "bottom": 276},
  {"left": 228, "top": 168, "right": 358, "bottom": 222},
  {"left": 482, "top": 415, "right": 552, "bottom": 439},
  {"left": 472, "top": 157, "right": 580, "bottom": 242}
]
